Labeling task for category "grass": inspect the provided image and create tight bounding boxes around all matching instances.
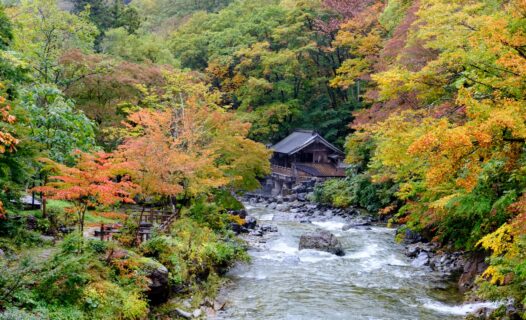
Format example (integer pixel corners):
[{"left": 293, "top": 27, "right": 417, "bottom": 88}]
[{"left": 7, "top": 198, "right": 128, "bottom": 226}]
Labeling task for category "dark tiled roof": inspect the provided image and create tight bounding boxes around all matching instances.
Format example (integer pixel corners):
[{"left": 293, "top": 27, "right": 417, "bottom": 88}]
[{"left": 271, "top": 130, "right": 343, "bottom": 155}]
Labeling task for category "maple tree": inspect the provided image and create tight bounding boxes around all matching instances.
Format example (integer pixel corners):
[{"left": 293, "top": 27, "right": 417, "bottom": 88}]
[
  {"left": 115, "top": 71, "right": 270, "bottom": 206},
  {"left": 34, "top": 151, "right": 137, "bottom": 234}
]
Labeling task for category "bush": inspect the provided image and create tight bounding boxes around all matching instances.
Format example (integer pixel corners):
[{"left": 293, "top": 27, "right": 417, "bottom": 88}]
[
  {"left": 186, "top": 197, "right": 229, "bottom": 231},
  {"left": 141, "top": 218, "right": 246, "bottom": 286},
  {"left": 312, "top": 175, "right": 397, "bottom": 212}
]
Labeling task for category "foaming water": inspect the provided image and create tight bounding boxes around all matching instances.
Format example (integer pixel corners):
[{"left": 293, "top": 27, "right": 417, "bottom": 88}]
[
  {"left": 421, "top": 299, "right": 500, "bottom": 316},
  {"left": 312, "top": 220, "right": 346, "bottom": 232},
  {"left": 217, "top": 205, "right": 487, "bottom": 320}
]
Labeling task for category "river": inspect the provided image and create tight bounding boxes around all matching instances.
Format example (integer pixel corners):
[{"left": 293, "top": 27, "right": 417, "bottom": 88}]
[{"left": 217, "top": 204, "right": 495, "bottom": 320}]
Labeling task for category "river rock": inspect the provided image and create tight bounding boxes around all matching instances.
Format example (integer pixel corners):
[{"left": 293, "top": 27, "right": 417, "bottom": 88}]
[
  {"left": 283, "top": 255, "right": 301, "bottom": 265},
  {"left": 142, "top": 259, "right": 170, "bottom": 304},
  {"left": 268, "top": 202, "right": 277, "bottom": 210},
  {"left": 175, "top": 308, "right": 192, "bottom": 319},
  {"left": 230, "top": 222, "right": 248, "bottom": 234},
  {"left": 411, "top": 251, "right": 430, "bottom": 268},
  {"left": 214, "top": 297, "right": 226, "bottom": 311},
  {"left": 260, "top": 224, "right": 278, "bottom": 232},
  {"left": 298, "top": 229, "right": 345, "bottom": 256},
  {"left": 397, "top": 227, "right": 424, "bottom": 244},
  {"left": 405, "top": 242, "right": 436, "bottom": 258},
  {"left": 192, "top": 309, "right": 202, "bottom": 318},
  {"left": 244, "top": 216, "right": 257, "bottom": 229},
  {"left": 275, "top": 204, "right": 290, "bottom": 212},
  {"left": 250, "top": 229, "right": 264, "bottom": 236},
  {"left": 342, "top": 220, "right": 371, "bottom": 231}
]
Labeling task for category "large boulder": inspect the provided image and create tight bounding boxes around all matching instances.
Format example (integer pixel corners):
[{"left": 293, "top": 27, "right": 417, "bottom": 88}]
[
  {"left": 107, "top": 251, "right": 169, "bottom": 305},
  {"left": 458, "top": 252, "right": 487, "bottom": 292},
  {"left": 298, "top": 229, "right": 345, "bottom": 256},
  {"left": 138, "top": 258, "right": 170, "bottom": 304}
]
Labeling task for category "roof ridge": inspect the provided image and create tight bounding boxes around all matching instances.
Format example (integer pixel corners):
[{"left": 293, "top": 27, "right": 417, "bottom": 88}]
[{"left": 294, "top": 129, "right": 316, "bottom": 134}]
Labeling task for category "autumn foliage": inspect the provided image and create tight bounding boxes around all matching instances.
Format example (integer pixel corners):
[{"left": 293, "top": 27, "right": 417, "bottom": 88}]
[
  {"left": 115, "top": 71, "right": 270, "bottom": 204},
  {"left": 34, "top": 151, "right": 137, "bottom": 233}
]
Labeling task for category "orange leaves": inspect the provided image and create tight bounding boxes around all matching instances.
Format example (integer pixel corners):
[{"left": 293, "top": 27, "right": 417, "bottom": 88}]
[
  {"left": 114, "top": 69, "right": 270, "bottom": 197},
  {"left": 35, "top": 151, "right": 137, "bottom": 208},
  {"left": 0, "top": 200, "right": 5, "bottom": 220},
  {"left": 0, "top": 95, "right": 19, "bottom": 154},
  {"left": 117, "top": 103, "right": 226, "bottom": 198}
]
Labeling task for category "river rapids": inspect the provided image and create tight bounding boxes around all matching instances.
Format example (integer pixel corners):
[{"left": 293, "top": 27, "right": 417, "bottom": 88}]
[{"left": 216, "top": 205, "right": 497, "bottom": 320}]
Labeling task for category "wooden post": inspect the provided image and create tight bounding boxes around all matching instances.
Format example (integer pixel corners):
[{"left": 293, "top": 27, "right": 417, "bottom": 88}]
[
  {"left": 42, "top": 195, "right": 47, "bottom": 219},
  {"left": 100, "top": 223, "right": 104, "bottom": 241}
]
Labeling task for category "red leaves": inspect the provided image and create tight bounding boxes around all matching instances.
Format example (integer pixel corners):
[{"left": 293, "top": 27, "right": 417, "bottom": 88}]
[{"left": 34, "top": 151, "right": 137, "bottom": 208}]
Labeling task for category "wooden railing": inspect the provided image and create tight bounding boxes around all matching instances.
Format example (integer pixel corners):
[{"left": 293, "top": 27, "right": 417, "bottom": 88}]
[
  {"left": 94, "top": 208, "right": 179, "bottom": 243},
  {"left": 134, "top": 208, "right": 177, "bottom": 225},
  {"left": 271, "top": 164, "right": 294, "bottom": 176}
]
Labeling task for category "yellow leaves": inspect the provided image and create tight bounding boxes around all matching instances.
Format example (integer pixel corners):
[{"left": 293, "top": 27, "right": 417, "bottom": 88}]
[
  {"left": 477, "top": 224, "right": 520, "bottom": 285},
  {"left": 429, "top": 194, "right": 460, "bottom": 210},
  {"left": 481, "top": 265, "right": 507, "bottom": 285},
  {"left": 367, "top": 110, "right": 437, "bottom": 184},
  {"left": 372, "top": 66, "right": 412, "bottom": 101},
  {"left": 331, "top": 3, "right": 385, "bottom": 89},
  {"left": 477, "top": 223, "right": 514, "bottom": 256},
  {"left": 332, "top": 58, "right": 370, "bottom": 88}
]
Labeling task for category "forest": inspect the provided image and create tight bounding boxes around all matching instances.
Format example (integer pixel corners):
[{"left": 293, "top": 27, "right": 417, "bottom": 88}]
[{"left": 0, "top": 0, "right": 525, "bottom": 319}]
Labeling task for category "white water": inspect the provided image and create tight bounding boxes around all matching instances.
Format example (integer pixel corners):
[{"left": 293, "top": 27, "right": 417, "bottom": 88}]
[{"left": 217, "top": 205, "right": 494, "bottom": 320}]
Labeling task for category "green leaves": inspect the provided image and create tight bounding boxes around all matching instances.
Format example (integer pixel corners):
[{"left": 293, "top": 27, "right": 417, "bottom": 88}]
[
  {"left": 10, "top": 0, "right": 98, "bottom": 83},
  {"left": 20, "top": 85, "right": 96, "bottom": 164}
]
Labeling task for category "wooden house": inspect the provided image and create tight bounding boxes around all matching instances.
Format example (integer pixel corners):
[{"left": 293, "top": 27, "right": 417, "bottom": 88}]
[{"left": 270, "top": 130, "right": 346, "bottom": 179}]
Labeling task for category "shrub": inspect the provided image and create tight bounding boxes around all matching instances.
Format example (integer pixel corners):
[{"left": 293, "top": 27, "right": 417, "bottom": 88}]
[
  {"left": 141, "top": 218, "right": 246, "bottom": 286},
  {"left": 312, "top": 175, "right": 397, "bottom": 212},
  {"left": 186, "top": 198, "right": 228, "bottom": 231},
  {"left": 82, "top": 281, "right": 148, "bottom": 320}
]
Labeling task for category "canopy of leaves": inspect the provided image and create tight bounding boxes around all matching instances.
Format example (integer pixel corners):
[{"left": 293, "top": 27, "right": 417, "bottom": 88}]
[{"left": 20, "top": 85, "right": 96, "bottom": 164}]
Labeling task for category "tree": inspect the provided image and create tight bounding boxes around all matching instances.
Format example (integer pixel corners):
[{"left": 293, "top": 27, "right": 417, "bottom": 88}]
[
  {"left": 9, "top": 0, "right": 98, "bottom": 83},
  {"left": 0, "top": 7, "right": 29, "bottom": 98},
  {"left": 115, "top": 70, "right": 270, "bottom": 207},
  {"left": 0, "top": 91, "right": 20, "bottom": 218},
  {"left": 73, "top": 0, "right": 141, "bottom": 49},
  {"left": 57, "top": 50, "right": 167, "bottom": 148},
  {"left": 169, "top": 0, "right": 358, "bottom": 144},
  {"left": 35, "top": 151, "right": 136, "bottom": 234},
  {"left": 20, "top": 85, "right": 96, "bottom": 164},
  {"left": 0, "top": 6, "right": 13, "bottom": 50}
]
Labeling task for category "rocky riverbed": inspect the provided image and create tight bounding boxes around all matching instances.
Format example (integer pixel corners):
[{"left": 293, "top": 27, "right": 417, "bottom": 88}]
[
  {"left": 217, "top": 197, "right": 500, "bottom": 320},
  {"left": 240, "top": 186, "right": 487, "bottom": 290}
]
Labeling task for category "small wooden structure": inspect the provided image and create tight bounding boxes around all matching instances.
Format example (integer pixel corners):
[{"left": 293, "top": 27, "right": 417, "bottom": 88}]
[
  {"left": 271, "top": 130, "right": 346, "bottom": 178},
  {"left": 134, "top": 208, "right": 179, "bottom": 242},
  {"left": 264, "top": 130, "right": 347, "bottom": 195},
  {"left": 93, "top": 208, "right": 179, "bottom": 244}
]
